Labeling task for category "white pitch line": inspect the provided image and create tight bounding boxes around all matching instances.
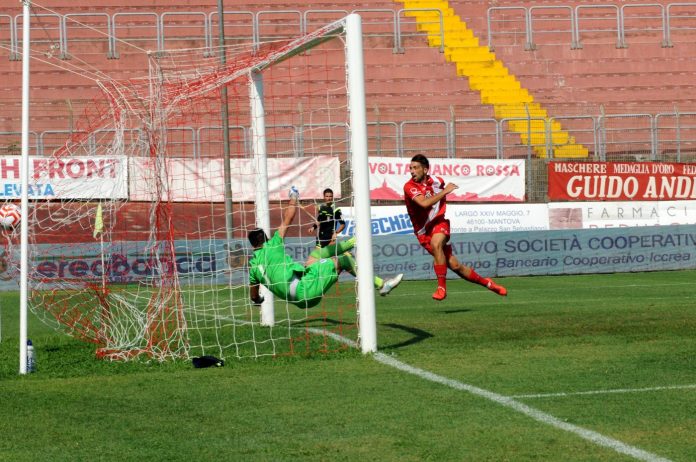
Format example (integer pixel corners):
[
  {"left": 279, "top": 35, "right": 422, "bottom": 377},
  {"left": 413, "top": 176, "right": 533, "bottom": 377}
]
[
  {"left": 373, "top": 353, "right": 673, "bottom": 462},
  {"left": 309, "top": 329, "right": 673, "bottom": 462},
  {"left": 512, "top": 384, "right": 696, "bottom": 399}
]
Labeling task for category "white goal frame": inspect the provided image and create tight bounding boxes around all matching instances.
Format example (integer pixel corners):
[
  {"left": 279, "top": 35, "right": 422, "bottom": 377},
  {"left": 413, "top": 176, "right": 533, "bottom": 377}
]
[
  {"left": 248, "top": 14, "right": 376, "bottom": 353},
  {"left": 17, "top": 13, "right": 378, "bottom": 371}
]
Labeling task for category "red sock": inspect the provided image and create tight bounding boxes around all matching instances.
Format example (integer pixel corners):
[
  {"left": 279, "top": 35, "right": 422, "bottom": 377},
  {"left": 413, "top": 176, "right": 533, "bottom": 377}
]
[
  {"left": 465, "top": 268, "right": 489, "bottom": 287},
  {"left": 434, "top": 264, "right": 447, "bottom": 290}
]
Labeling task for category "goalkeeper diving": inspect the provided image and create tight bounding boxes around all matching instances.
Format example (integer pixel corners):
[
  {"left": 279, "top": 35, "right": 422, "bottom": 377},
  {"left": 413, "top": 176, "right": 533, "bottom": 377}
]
[{"left": 248, "top": 186, "right": 403, "bottom": 308}]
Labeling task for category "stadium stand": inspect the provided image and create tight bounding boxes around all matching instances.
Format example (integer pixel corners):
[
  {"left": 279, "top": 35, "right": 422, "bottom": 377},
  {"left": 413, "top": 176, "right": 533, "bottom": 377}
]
[{"left": 1, "top": 0, "right": 696, "bottom": 160}]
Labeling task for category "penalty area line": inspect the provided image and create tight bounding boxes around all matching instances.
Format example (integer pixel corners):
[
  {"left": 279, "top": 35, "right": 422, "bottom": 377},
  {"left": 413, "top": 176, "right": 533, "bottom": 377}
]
[
  {"left": 309, "top": 328, "right": 673, "bottom": 462},
  {"left": 512, "top": 384, "right": 696, "bottom": 399}
]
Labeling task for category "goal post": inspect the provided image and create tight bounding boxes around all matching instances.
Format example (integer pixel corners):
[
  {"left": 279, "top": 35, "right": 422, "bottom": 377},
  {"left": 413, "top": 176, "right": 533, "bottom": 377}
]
[
  {"left": 247, "top": 14, "right": 376, "bottom": 348},
  {"left": 345, "top": 14, "right": 377, "bottom": 353},
  {"left": 248, "top": 69, "right": 274, "bottom": 327},
  {"left": 17, "top": 13, "right": 378, "bottom": 363}
]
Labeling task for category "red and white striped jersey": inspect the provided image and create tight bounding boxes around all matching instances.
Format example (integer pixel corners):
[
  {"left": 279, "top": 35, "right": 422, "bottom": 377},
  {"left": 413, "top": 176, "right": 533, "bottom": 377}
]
[{"left": 403, "top": 175, "right": 447, "bottom": 235}]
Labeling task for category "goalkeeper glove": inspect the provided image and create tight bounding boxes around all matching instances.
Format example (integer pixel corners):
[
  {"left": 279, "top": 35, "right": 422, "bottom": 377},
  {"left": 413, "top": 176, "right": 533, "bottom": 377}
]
[{"left": 288, "top": 186, "right": 300, "bottom": 201}]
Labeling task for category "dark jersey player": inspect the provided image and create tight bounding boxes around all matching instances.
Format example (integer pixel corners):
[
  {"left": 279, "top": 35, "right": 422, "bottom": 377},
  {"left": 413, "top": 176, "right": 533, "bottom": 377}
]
[
  {"left": 309, "top": 188, "right": 346, "bottom": 248},
  {"left": 403, "top": 154, "right": 507, "bottom": 301}
]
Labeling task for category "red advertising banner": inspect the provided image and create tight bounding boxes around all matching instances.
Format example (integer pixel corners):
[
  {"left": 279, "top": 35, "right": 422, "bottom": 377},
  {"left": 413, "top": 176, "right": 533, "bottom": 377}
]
[{"left": 548, "top": 162, "right": 696, "bottom": 201}]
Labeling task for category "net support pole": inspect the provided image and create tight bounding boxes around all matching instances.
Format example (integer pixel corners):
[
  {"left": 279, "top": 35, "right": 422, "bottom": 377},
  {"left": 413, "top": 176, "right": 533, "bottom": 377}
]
[
  {"left": 216, "top": 0, "right": 234, "bottom": 244},
  {"left": 249, "top": 70, "right": 275, "bottom": 327},
  {"left": 19, "top": 0, "right": 30, "bottom": 374},
  {"left": 346, "top": 14, "right": 377, "bottom": 354}
]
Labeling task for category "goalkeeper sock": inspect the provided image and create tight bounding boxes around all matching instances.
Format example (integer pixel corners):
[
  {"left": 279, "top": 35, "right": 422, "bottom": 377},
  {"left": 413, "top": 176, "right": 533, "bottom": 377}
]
[
  {"left": 434, "top": 264, "right": 447, "bottom": 291},
  {"left": 336, "top": 254, "right": 382, "bottom": 287},
  {"left": 316, "top": 236, "right": 356, "bottom": 258}
]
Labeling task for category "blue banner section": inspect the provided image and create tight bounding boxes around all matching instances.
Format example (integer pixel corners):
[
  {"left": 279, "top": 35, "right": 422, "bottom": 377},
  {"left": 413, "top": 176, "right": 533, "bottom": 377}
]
[
  {"left": 1, "top": 225, "right": 694, "bottom": 291},
  {"left": 367, "top": 224, "right": 696, "bottom": 278}
]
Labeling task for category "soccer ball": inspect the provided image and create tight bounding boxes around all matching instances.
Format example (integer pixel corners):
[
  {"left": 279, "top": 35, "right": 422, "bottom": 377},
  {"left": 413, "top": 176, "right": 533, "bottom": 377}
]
[{"left": 0, "top": 203, "right": 21, "bottom": 229}]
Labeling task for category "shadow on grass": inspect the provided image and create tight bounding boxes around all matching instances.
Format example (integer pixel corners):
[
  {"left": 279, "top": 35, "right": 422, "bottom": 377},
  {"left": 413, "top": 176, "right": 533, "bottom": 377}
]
[
  {"left": 288, "top": 318, "right": 433, "bottom": 351},
  {"left": 379, "top": 323, "right": 433, "bottom": 350},
  {"left": 441, "top": 309, "right": 473, "bottom": 314}
]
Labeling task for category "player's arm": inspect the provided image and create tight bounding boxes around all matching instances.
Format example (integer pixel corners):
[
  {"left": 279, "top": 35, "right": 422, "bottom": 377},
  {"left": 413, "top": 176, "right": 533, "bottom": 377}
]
[
  {"left": 308, "top": 219, "right": 318, "bottom": 235},
  {"left": 334, "top": 209, "right": 346, "bottom": 235},
  {"left": 250, "top": 284, "right": 264, "bottom": 305},
  {"left": 278, "top": 186, "right": 300, "bottom": 239},
  {"left": 411, "top": 183, "right": 458, "bottom": 209}
]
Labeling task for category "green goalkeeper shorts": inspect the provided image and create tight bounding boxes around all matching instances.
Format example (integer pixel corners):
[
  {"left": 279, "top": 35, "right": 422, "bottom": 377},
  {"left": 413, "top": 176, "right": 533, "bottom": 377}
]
[{"left": 294, "top": 258, "right": 338, "bottom": 308}]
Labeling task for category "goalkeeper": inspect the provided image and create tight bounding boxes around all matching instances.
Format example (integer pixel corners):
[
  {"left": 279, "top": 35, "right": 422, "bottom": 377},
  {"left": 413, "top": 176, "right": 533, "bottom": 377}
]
[{"left": 248, "top": 186, "right": 403, "bottom": 308}]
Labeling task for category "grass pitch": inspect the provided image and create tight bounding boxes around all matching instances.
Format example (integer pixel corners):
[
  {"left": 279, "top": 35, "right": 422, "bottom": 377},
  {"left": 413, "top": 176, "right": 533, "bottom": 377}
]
[{"left": 0, "top": 270, "right": 694, "bottom": 461}]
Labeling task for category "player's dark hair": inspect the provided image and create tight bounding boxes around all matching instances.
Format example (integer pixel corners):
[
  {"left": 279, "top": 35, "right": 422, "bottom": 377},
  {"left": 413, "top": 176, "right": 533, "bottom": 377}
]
[
  {"left": 411, "top": 154, "right": 429, "bottom": 169},
  {"left": 323, "top": 188, "right": 333, "bottom": 195},
  {"left": 247, "top": 228, "right": 268, "bottom": 248}
]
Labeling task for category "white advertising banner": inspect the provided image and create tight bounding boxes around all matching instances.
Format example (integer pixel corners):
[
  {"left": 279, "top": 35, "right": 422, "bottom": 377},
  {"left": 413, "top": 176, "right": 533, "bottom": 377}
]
[
  {"left": 548, "top": 200, "right": 696, "bottom": 229},
  {"left": 368, "top": 157, "right": 525, "bottom": 202},
  {"left": 0, "top": 156, "right": 128, "bottom": 199},
  {"left": 339, "top": 204, "right": 548, "bottom": 236},
  {"left": 447, "top": 204, "right": 549, "bottom": 233},
  {"left": 129, "top": 156, "right": 340, "bottom": 202}
]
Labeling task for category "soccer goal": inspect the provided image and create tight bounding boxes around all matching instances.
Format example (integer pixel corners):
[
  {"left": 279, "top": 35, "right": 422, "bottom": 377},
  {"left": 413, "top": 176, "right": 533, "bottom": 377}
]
[{"left": 17, "top": 13, "right": 376, "bottom": 362}]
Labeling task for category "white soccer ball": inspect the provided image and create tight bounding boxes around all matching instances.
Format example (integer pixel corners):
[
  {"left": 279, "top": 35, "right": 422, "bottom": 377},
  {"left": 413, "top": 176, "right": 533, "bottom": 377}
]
[{"left": 0, "top": 203, "right": 21, "bottom": 229}]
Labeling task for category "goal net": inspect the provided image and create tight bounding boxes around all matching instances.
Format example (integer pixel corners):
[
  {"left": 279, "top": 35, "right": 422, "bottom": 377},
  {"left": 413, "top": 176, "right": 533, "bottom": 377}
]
[{"left": 14, "top": 14, "right": 376, "bottom": 361}]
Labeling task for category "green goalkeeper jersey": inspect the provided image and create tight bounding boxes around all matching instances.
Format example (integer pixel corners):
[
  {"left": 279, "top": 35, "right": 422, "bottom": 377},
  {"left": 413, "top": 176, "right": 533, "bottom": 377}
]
[{"left": 248, "top": 231, "right": 305, "bottom": 301}]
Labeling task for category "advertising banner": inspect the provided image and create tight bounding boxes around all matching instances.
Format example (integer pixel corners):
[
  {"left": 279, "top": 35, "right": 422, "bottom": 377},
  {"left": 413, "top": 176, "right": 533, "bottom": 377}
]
[
  {"left": 368, "top": 157, "right": 525, "bottom": 202},
  {"left": 548, "top": 161, "right": 696, "bottom": 201},
  {"left": 0, "top": 237, "right": 321, "bottom": 291},
  {"left": 129, "top": 156, "right": 340, "bottom": 202},
  {"left": 365, "top": 225, "right": 696, "bottom": 279},
  {"left": 0, "top": 239, "right": 238, "bottom": 291},
  {"left": 548, "top": 200, "right": 696, "bottom": 229},
  {"left": 1, "top": 225, "right": 695, "bottom": 291},
  {"left": 337, "top": 206, "right": 414, "bottom": 237},
  {"left": 338, "top": 204, "right": 548, "bottom": 236},
  {"left": 0, "top": 156, "right": 128, "bottom": 199},
  {"left": 445, "top": 204, "right": 548, "bottom": 233}
]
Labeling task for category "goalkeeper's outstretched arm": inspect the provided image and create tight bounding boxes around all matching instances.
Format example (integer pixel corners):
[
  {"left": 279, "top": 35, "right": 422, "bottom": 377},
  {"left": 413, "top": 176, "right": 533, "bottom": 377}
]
[{"left": 278, "top": 186, "right": 300, "bottom": 239}]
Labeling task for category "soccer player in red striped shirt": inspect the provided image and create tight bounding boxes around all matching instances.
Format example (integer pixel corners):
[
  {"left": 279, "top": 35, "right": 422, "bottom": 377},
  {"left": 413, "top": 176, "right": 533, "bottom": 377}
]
[{"left": 403, "top": 154, "right": 507, "bottom": 301}]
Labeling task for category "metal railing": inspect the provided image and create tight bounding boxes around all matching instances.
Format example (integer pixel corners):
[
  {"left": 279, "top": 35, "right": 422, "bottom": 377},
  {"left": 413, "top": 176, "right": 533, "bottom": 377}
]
[
  {"left": 5, "top": 4, "right": 695, "bottom": 61},
  {"left": 4, "top": 110, "right": 695, "bottom": 205},
  {"left": 13, "top": 110, "right": 696, "bottom": 163},
  {"left": 488, "top": 2, "right": 696, "bottom": 50},
  {"left": 0, "top": 13, "right": 18, "bottom": 60},
  {"left": 62, "top": 12, "right": 114, "bottom": 59},
  {"left": 0, "top": 7, "right": 436, "bottom": 60}
]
